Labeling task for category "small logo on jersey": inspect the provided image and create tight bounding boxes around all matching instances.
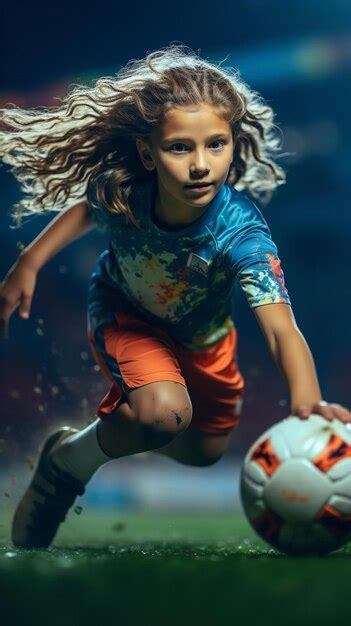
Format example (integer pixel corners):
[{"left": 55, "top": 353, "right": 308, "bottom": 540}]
[{"left": 186, "top": 253, "right": 210, "bottom": 277}]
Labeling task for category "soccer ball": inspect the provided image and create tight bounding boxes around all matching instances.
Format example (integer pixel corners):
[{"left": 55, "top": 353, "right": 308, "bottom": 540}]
[{"left": 240, "top": 414, "right": 351, "bottom": 555}]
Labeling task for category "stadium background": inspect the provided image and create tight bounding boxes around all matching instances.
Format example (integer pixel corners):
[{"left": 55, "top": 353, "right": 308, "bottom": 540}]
[{"left": 0, "top": 0, "right": 350, "bottom": 514}]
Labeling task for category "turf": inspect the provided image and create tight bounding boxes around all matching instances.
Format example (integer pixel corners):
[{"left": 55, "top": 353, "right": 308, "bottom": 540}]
[{"left": 0, "top": 507, "right": 350, "bottom": 626}]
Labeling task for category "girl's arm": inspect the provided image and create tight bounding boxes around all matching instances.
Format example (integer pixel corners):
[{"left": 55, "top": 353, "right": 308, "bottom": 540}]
[
  {"left": 0, "top": 201, "right": 96, "bottom": 338},
  {"left": 17, "top": 200, "right": 96, "bottom": 272},
  {"left": 253, "top": 303, "right": 351, "bottom": 423}
]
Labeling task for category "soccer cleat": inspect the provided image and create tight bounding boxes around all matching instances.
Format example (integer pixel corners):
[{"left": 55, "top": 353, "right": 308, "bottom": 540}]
[{"left": 12, "top": 427, "right": 85, "bottom": 549}]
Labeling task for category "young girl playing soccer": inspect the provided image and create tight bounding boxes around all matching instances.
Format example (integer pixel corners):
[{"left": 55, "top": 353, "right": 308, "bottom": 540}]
[{"left": 0, "top": 44, "right": 350, "bottom": 549}]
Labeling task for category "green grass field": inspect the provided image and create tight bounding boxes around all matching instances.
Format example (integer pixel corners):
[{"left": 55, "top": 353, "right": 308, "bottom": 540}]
[{"left": 1, "top": 506, "right": 350, "bottom": 626}]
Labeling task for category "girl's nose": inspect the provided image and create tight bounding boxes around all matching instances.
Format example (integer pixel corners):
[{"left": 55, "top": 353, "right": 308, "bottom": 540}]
[{"left": 190, "top": 158, "right": 210, "bottom": 176}]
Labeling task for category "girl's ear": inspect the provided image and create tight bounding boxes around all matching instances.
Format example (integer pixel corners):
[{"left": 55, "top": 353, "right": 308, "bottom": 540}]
[{"left": 136, "top": 139, "right": 155, "bottom": 171}]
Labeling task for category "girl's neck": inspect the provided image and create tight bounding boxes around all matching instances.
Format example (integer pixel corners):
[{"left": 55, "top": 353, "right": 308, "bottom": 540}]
[{"left": 153, "top": 186, "right": 208, "bottom": 231}]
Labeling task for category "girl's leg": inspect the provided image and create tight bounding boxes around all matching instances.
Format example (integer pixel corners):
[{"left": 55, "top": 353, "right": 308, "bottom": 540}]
[
  {"left": 155, "top": 429, "right": 233, "bottom": 466},
  {"left": 11, "top": 380, "right": 192, "bottom": 549},
  {"left": 50, "top": 380, "right": 192, "bottom": 484},
  {"left": 97, "top": 380, "right": 192, "bottom": 457}
]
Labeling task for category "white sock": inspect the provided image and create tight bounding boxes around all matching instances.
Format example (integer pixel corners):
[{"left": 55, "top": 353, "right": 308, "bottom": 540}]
[{"left": 49, "top": 419, "right": 113, "bottom": 485}]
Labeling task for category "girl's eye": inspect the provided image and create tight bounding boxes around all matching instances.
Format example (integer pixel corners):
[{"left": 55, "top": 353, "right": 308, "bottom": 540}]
[{"left": 167, "top": 140, "right": 226, "bottom": 153}]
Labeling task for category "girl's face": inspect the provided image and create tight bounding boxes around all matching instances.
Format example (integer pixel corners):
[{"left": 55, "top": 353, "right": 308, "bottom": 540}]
[{"left": 136, "top": 102, "right": 234, "bottom": 216}]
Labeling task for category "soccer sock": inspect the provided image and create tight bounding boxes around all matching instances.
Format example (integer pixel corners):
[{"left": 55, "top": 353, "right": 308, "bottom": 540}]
[{"left": 49, "top": 419, "right": 113, "bottom": 485}]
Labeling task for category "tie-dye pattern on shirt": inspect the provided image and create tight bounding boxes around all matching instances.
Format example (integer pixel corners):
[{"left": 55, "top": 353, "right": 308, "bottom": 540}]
[{"left": 86, "top": 176, "right": 291, "bottom": 352}]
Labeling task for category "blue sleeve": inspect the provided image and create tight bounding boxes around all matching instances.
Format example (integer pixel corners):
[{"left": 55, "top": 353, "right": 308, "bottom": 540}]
[{"left": 223, "top": 203, "right": 292, "bottom": 308}]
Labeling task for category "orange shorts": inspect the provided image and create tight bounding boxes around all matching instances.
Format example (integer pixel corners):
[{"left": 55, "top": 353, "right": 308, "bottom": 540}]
[{"left": 87, "top": 310, "right": 245, "bottom": 435}]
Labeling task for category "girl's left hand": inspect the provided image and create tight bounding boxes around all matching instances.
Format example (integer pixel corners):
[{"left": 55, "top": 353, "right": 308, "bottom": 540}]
[{"left": 294, "top": 401, "right": 351, "bottom": 424}]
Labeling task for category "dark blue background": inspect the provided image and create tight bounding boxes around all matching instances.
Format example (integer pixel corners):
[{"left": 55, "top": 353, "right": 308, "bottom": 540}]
[{"left": 1, "top": 0, "right": 350, "bottom": 461}]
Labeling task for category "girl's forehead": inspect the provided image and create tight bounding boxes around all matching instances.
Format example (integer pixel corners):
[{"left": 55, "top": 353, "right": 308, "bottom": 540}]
[
  {"left": 154, "top": 104, "right": 231, "bottom": 138},
  {"left": 164, "top": 103, "right": 227, "bottom": 124}
]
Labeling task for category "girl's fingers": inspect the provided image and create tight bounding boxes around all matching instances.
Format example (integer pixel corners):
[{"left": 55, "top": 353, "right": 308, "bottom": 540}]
[
  {"left": 329, "top": 404, "right": 351, "bottom": 424},
  {"left": 313, "top": 402, "right": 351, "bottom": 424},
  {"left": 294, "top": 405, "right": 310, "bottom": 419},
  {"left": 0, "top": 299, "right": 11, "bottom": 339},
  {"left": 294, "top": 402, "right": 351, "bottom": 424},
  {"left": 19, "top": 293, "right": 32, "bottom": 318},
  {"left": 0, "top": 295, "right": 23, "bottom": 338}
]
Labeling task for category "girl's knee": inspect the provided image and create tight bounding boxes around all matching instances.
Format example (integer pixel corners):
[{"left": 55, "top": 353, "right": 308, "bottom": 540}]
[
  {"left": 140, "top": 401, "right": 192, "bottom": 438},
  {"left": 127, "top": 381, "right": 193, "bottom": 440}
]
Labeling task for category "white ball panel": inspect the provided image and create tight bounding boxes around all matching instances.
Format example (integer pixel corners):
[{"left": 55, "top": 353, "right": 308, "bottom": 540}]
[
  {"left": 264, "top": 459, "right": 332, "bottom": 522},
  {"left": 282, "top": 415, "right": 333, "bottom": 459},
  {"left": 244, "top": 461, "right": 269, "bottom": 486},
  {"left": 328, "top": 494, "right": 351, "bottom": 515},
  {"left": 331, "top": 419, "right": 351, "bottom": 445},
  {"left": 269, "top": 430, "right": 291, "bottom": 461},
  {"left": 301, "top": 431, "right": 333, "bottom": 459},
  {"left": 331, "top": 474, "right": 351, "bottom": 497},
  {"left": 242, "top": 474, "right": 265, "bottom": 499},
  {"left": 327, "top": 459, "right": 351, "bottom": 481}
]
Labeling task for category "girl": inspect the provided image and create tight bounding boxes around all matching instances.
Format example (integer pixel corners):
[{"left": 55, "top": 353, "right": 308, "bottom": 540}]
[{"left": 0, "top": 44, "right": 349, "bottom": 549}]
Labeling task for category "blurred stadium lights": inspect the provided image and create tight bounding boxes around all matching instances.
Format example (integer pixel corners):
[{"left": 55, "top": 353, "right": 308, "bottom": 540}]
[
  {"left": 2, "top": 458, "right": 243, "bottom": 511},
  {"left": 0, "top": 33, "right": 350, "bottom": 110},
  {"left": 213, "top": 33, "right": 351, "bottom": 86},
  {"left": 282, "top": 119, "right": 341, "bottom": 163}
]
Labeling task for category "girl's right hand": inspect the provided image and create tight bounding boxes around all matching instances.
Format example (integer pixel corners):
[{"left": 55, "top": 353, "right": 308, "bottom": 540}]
[{"left": 0, "top": 258, "right": 38, "bottom": 339}]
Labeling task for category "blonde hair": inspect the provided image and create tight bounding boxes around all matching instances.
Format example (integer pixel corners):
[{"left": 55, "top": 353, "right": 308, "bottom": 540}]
[{"left": 0, "top": 43, "right": 286, "bottom": 229}]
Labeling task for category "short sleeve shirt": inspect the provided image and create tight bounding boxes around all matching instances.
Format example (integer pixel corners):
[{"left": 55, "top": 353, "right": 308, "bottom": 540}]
[{"left": 87, "top": 176, "right": 291, "bottom": 351}]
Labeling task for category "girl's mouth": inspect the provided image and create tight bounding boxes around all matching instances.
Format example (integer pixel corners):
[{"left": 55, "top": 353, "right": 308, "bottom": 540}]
[{"left": 184, "top": 183, "right": 213, "bottom": 192}]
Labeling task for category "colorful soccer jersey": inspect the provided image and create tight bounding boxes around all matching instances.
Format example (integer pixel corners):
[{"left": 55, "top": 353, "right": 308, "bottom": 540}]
[{"left": 87, "top": 176, "right": 291, "bottom": 351}]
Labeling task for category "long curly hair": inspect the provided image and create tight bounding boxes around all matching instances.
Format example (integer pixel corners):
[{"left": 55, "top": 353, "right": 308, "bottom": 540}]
[{"left": 0, "top": 43, "right": 287, "bottom": 229}]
